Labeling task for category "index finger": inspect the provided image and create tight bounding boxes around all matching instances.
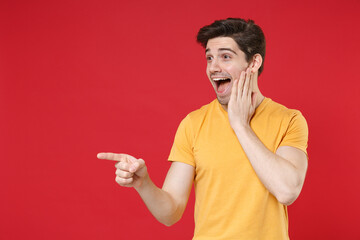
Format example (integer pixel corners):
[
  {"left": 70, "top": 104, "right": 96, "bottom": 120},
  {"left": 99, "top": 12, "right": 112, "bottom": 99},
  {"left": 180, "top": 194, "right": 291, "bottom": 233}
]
[{"left": 97, "top": 152, "right": 129, "bottom": 162}]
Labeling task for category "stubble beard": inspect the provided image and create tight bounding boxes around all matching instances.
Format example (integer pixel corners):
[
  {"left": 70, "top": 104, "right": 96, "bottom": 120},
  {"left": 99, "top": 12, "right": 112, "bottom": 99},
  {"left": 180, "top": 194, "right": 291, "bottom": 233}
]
[{"left": 216, "top": 95, "right": 230, "bottom": 108}]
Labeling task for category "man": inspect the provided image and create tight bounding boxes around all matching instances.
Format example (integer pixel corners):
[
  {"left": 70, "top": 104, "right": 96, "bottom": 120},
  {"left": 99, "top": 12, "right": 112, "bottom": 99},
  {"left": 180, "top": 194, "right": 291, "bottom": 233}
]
[{"left": 98, "top": 18, "right": 308, "bottom": 239}]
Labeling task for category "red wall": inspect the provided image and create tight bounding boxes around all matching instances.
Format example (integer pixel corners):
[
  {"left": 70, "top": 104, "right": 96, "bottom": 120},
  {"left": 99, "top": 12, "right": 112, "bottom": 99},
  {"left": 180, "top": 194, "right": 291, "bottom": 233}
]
[{"left": 1, "top": 0, "right": 359, "bottom": 239}]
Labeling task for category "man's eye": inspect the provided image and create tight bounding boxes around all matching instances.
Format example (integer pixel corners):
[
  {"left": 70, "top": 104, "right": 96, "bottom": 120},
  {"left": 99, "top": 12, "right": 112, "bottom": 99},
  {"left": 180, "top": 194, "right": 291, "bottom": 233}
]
[
  {"left": 223, "top": 55, "right": 230, "bottom": 59},
  {"left": 206, "top": 56, "right": 213, "bottom": 61}
]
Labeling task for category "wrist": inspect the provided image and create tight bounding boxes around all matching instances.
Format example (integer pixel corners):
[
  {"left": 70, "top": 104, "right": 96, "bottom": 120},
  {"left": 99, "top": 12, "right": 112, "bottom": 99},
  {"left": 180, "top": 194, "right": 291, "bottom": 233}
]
[
  {"left": 134, "top": 173, "right": 151, "bottom": 192},
  {"left": 232, "top": 122, "right": 251, "bottom": 134}
]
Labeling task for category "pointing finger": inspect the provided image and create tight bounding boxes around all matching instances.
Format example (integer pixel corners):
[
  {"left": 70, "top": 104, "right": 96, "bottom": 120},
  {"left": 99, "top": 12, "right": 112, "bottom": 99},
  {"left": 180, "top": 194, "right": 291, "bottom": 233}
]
[
  {"left": 97, "top": 152, "right": 122, "bottom": 161},
  {"left": 97, "top": 152, "right": 135, "bottom": 162}
]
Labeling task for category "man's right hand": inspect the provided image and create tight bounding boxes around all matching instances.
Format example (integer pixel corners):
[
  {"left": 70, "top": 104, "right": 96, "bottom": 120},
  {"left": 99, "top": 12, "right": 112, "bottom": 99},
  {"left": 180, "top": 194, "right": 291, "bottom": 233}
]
[{"left": 97, "top": 152, "right": 148, "bottom": 189}]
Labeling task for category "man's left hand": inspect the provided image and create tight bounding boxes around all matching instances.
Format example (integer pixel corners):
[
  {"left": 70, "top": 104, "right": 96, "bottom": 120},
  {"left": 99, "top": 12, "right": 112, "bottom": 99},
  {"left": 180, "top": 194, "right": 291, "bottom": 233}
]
[{"left": 228, "top": 67, "right": 257, "bottom": 131}]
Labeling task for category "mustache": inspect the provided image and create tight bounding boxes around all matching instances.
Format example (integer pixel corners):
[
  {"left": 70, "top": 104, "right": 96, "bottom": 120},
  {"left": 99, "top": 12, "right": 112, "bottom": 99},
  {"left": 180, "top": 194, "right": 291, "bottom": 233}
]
[{"left": 210, "top": 74, "right": 232, "bottom": 78}]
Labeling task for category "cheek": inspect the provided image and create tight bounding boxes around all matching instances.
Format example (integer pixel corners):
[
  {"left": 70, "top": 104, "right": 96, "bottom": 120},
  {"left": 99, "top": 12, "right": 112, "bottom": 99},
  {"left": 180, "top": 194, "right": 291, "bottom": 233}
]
[
  {"left": 229, "top": 64, "right": 247, "bottom": 79},
  {"left": 206, "top": 66, "right": 211, "bottom": 77},
  {"left": 226, "top": 66, "right": 240, "bottom": 79}
]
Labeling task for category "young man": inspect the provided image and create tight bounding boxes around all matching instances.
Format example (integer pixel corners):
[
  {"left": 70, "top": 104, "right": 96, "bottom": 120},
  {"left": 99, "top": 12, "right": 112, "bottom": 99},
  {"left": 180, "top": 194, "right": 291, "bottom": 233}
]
[{"left": 98, "top": 18, "right": 308, "bottom": 239}]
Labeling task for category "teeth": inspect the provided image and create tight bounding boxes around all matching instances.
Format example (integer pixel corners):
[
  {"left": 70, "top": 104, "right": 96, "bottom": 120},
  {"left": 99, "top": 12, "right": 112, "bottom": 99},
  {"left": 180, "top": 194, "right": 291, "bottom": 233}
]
[{"left": 213, "top": 78, "right": 229, "bottom": 81}]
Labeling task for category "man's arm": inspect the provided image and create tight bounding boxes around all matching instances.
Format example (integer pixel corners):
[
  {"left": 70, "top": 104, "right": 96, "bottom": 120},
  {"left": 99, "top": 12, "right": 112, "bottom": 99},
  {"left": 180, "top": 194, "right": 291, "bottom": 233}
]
[
  {"left": 231, "top": 128, "right": 307, "bottom": 205},
  {"left": 227, "top": 68, "right": 308, "bottom": 206},
  {"left": 97, "top": 153, "right": 195, "bottom": 226}
]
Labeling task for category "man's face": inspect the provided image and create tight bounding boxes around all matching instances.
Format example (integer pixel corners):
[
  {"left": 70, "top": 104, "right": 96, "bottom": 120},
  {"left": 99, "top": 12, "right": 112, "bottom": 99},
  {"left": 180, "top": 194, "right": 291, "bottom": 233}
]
[{"left": 206, "top": 37, "right": 249, "bottom": 106}]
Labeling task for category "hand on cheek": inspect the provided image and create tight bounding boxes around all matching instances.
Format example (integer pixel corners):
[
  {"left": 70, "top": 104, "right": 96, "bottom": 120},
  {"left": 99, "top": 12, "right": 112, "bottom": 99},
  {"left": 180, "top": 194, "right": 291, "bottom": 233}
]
[{"left": 228, "top": 67, "right": 257, "bottom": 131}]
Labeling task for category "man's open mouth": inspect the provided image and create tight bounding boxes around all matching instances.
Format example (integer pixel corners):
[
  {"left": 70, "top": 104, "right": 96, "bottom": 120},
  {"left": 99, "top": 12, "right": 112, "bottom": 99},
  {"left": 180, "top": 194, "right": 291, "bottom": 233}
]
[{"left": 213, "top": 78, "right": 231, "bottom": 93}]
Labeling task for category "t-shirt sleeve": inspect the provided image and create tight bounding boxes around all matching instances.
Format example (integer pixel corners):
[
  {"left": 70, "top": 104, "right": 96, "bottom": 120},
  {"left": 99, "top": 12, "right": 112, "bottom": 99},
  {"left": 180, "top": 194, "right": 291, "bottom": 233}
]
[
  {"left": 168, "top": 114, "right": 196, "bottom": 167},
  {"left": 279, "top": 111, "right": 309, "bottom": 155}
]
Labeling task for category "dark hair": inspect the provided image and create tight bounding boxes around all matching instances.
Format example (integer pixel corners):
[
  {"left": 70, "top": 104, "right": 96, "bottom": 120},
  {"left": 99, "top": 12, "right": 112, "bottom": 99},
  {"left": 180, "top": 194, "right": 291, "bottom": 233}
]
[{"left": 197, "top": 18, "right": 266, "bottom": 75}]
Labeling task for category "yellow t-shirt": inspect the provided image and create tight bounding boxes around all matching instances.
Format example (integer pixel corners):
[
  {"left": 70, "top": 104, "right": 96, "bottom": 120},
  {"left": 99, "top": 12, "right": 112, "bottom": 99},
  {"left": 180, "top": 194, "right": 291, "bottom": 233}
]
[{"left": 168, "top": 98, "right": 308, "bottom": 240}]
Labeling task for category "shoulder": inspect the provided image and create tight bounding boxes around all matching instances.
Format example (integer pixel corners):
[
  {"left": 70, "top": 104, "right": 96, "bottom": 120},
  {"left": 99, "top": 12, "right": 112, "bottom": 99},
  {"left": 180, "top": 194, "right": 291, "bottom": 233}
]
[
  {"left": 176, "top": 99, "right": 219, "bottom": 138},
  {"left": 266, "top": 98, "right": 308, "bottom": 135},
  {"left": 266, "top": 99, "right": 309, "bottom": 153},
  {"left": 185, "top": 99, "right": 218, "bottom": 123},
  {"left": 258, "top": 98, "right": 308, "bottom": 137},
  {"left": 171, "top": 100, "right": 217, "bottom": 151},
  {"left": 263, "top": 98, "right": 306, "bottom": 122}
]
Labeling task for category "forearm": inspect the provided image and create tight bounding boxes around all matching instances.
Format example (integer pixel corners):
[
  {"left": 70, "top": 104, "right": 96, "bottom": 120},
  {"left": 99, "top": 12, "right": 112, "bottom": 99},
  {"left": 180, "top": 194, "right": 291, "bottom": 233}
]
[
  {"left": 234, "top": 125, "right": 303, "bottom": 205},
  {"left": 135, "top": 174, "right": 183, "bottom": 226}
]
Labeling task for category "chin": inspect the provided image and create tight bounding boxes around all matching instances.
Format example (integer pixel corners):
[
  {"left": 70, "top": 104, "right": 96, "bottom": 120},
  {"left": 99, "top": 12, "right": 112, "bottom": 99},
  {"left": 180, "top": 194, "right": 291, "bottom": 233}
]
[{"left": 216, "top": 96, "right": 230, "bottom": 106}]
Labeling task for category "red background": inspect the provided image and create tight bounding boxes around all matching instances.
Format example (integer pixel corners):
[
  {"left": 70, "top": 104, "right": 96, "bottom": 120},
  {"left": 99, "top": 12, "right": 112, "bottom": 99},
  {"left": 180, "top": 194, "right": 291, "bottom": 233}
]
[{"left": 1, "top": 0, "right": 360, "bottom": 239}]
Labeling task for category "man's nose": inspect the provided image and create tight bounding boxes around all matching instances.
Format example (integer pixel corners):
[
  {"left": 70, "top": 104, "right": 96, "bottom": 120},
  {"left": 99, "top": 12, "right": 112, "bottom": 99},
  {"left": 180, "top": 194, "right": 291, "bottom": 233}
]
[{"left": 209, "top": 58, "right": 221, "bottom": 73}]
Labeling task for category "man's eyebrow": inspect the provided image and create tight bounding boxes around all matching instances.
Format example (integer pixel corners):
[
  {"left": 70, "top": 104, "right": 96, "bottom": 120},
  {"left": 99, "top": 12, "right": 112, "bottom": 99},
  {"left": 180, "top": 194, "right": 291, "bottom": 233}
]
[
  {"left": 219, "top": 48, "right": 237, "bottom": 55},
  {"left": 205, "top": 48, "right": 237, "bottom": 55}
]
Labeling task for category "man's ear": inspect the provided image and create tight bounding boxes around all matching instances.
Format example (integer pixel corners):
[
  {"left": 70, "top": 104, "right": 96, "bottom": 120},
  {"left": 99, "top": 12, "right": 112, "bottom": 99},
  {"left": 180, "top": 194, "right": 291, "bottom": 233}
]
[{"left": 249, "top": 54, "right": 263, "bottom": 73}]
